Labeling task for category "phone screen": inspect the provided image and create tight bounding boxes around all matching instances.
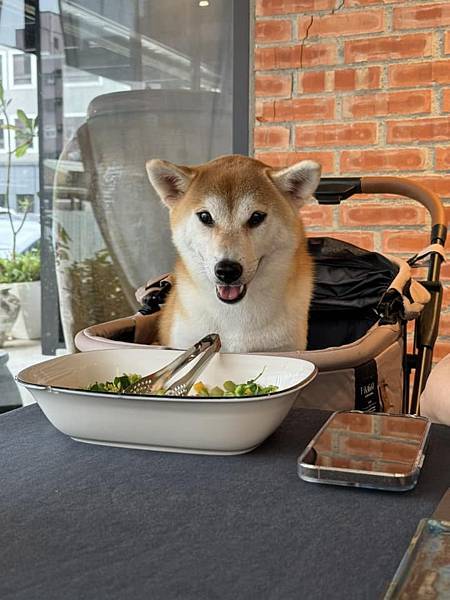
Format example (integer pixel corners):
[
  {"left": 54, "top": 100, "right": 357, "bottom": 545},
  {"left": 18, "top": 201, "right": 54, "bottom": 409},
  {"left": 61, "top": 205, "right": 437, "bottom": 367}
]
[{"left": 300, "top": 412, "right": 430, "bottom": 483}]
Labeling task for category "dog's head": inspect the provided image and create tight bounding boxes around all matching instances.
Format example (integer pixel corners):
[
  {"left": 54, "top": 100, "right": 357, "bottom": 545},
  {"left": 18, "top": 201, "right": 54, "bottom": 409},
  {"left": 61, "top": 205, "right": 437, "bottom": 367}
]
[{"left": 146, "top": 154, "right": 321, "bottom": 304}]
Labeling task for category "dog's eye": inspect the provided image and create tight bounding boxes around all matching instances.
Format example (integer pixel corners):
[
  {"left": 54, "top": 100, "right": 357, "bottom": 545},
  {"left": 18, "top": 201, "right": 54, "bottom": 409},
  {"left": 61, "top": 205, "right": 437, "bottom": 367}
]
[
  {"left": 247, "top": 212, "right": 267, "bottom": 228},
  {"left": 197, "top": 211, "right": 214, "bottom": 227}
]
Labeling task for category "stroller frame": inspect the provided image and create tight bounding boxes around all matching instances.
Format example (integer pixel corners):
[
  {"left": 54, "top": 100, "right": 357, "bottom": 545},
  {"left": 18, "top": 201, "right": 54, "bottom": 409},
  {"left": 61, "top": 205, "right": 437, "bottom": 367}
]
[
  {"left": 73, "top": 176, "right": 447, "bottom": 416},
  {"left": 314, "top": 176, "right": 447, "bottom": 414}
]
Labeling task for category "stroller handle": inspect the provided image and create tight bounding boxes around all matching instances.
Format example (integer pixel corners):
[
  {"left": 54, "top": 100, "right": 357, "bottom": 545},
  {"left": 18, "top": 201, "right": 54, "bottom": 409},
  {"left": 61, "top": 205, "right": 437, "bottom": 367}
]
[{"left": 316, "top": 176, "right": 447, "bottom": 245}]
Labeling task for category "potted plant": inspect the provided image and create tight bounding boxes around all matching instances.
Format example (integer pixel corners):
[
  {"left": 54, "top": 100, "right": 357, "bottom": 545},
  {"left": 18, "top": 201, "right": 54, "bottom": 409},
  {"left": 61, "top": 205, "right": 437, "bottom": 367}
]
[
  {"left": 0, "top": 249, "right": 41, "bottom": 340},
  {"left": 55, "top": 225, "right": 134, "bottom": 351},
  {"left": 0, "top": 82, "right": 40, "bottom": 341}
]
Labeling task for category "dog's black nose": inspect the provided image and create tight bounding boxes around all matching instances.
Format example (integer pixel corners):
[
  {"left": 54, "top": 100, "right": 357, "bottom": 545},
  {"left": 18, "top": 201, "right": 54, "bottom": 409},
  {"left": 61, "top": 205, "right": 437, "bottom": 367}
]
[{"left": 215, "top": 260, "right": 243, "bottom": 284}]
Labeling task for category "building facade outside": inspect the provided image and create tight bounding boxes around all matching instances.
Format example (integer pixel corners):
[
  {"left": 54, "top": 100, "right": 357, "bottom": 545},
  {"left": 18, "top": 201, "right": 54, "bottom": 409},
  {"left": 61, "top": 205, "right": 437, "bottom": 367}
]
[{"left": 0, "top": 41, "right": 128, "bottom": 216}]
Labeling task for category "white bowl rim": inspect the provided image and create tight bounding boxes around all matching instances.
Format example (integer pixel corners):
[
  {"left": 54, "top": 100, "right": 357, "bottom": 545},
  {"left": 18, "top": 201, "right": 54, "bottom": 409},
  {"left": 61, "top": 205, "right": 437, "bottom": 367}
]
[{"left": 16, "top": 350, "right": 318, "bottom": 404}]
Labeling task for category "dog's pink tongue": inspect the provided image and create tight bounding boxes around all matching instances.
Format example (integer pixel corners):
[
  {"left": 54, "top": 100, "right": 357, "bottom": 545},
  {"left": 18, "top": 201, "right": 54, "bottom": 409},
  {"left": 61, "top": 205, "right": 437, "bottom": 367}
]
[{"left": 217, "top": 285, "right": 241, "bottom": 301}]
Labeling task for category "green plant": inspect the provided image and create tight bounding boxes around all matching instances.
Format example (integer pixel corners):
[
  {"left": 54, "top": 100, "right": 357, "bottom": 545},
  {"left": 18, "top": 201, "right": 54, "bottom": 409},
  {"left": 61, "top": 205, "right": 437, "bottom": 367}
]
[
  {"left": 55, "top": 224, "right": 133, "bottom": 332},
  {"left": 0, "top": 249, "right": 41, "bottom": 284},
  {"left": 0, "top": 82, "right": 38, "bottom": 262}
]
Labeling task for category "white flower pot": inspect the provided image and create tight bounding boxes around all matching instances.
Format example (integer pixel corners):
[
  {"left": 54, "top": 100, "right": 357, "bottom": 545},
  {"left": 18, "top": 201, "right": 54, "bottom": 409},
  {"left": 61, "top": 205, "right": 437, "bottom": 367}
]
[
  {"left": 0, "top": 287, "right": 21, "bottom": 347},
  {"left": 9, "top": 281, "right": 41, "bottom": 340}
]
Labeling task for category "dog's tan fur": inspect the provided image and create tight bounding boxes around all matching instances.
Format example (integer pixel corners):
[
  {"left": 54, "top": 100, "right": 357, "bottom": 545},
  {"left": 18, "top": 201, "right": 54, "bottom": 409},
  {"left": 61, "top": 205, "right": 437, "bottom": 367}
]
[{"left": 146, "top": 154, "right": 320, "bottom": 353}]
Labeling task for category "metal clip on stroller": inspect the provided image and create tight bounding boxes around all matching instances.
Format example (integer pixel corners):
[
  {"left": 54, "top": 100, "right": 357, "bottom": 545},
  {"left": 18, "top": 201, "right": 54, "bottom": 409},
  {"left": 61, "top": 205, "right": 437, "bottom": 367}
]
[{"left": 75, "top": 176, "right": 447, "bottom": 417}]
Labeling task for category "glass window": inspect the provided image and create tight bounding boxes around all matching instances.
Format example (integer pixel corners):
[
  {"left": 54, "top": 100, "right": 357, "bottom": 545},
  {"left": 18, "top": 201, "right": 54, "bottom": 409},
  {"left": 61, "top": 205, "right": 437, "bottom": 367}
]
[
  {"left": 63, "top": 115, "right": 85, "bottom": 144},
  {"left": 64, "top": 65, "right": 101, "bottom": 86},
  {"left": 13, "top": 53, "right": 32, "bottom": 85},
  {"left": 46, "top": 0, "right": 243, "bottom": 354},
  {"left": 0, "top": 193, "right": 6, "bottom": 208},
  {"left": 0, "top": 0, "right": 248, "bottom": 366}
]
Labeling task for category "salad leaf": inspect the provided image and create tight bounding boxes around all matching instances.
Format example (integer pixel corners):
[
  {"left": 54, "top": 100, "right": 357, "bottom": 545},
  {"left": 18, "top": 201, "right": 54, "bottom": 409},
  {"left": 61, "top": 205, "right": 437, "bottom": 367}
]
[{"left": 87, "top": 372, "right": 278, "bottom": 397}]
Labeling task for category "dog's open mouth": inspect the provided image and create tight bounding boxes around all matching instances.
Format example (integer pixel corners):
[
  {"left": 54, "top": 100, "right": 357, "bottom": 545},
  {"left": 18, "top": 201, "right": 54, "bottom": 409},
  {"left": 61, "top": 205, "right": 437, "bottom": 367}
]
[{"left": 216, "top": 284, "right": 247, "bottom": 304}]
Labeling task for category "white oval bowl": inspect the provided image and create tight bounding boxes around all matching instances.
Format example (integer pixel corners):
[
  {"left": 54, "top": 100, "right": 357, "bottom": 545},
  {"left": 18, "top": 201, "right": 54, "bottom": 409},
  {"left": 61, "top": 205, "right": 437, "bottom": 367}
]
[{"left": 17, "top": 349, "right": 317, "bottom": 455}]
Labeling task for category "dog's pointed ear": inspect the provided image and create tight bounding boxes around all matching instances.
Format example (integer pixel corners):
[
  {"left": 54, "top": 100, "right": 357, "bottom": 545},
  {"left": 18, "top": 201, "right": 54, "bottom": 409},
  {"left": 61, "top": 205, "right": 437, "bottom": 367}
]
[
  {"left": 269, "top": 160, "right": 321, "bottom": 206},
  {"left": 146, "top": 159, "right": 194, "bottom": 207}
]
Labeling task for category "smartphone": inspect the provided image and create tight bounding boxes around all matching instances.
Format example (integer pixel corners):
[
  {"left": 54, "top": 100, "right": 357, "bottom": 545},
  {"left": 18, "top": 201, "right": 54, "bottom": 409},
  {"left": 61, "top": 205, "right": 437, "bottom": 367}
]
[
  {"left": 383, "top": 518, "right": 450, "bottom": 598},
  {"left": 297, "top": 411, "right": 431, "bottom": 492}
]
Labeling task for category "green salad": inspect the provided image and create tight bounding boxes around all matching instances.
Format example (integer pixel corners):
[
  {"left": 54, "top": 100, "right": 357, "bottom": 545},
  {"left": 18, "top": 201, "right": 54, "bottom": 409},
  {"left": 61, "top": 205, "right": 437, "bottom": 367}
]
[
  {"left": 88, "top": 373, "right": 141, "bottom": 393},
  {"left": 87, "top": 371, "right": 278, "bottom": 397}
]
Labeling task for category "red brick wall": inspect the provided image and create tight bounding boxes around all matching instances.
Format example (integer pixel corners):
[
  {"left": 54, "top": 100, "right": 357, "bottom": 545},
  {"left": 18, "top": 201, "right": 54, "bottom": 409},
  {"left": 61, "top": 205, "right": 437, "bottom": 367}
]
[
  {"left": 253, "top": 0, "right": 450, "bottom": 360},
  {"left": 312, "top": 412, "right": 425, "bottom": 472}
]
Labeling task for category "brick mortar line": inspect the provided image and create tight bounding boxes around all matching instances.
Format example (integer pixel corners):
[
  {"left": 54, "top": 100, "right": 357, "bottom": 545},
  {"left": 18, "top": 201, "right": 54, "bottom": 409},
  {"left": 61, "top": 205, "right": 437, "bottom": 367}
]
[
  {"left": 290, "top": 86, "right": 445, "bottom": 94},
  {"left": 256, "top": 81, "right": 450, "bottom": 92},
  {"left": 290, "top": 13, "right": 298, "bottom": 41},
  {"left": 255, "top": 34, "right": 438, "bottom": 48},
  {"left": 253, "top": 159, "right": 436, "bottom": 176},
  {"left": 286, "top": 90, "right": 448, "bottom": 98},
  {"left": 255, "top": 118, "right": 450, "bottom": 126},
  {"left": 305, "top": 224, "right": 435, "bottom": 230},
  {"left": 324, "top": 117, "right": 434, "bottom": 125},
  {"left": 255, "top": 30, "right": 438, "bottom": 45},
  {"left": 336, "top": 93, "right": 343, "bottom": 120},
  {"left": 331, "top": 204, "right": 338, "bottom": 228},
  {"left": 254, "top": 64, "right": 450, "bottom": 76},
  {"left": 255, "top": 12, "right": 378, "bottom": 21},
  {"left": 438, "top": 28, "right": 446, "bottom": 58},
  {"left": 254, "top": 45, "right": 438, "bottom": 56},
  {"left": 256, "top": 27, "right": 450, "bottom": 39},
  {"left": 293, "top": 141, "right": 450, "bottom": 149},
  {"left": 257, "top": 113, "right": 447, "bottom": 123},
  {"left": 337, "top": 32, "right": 345, "bottom": 68},
  {"left": 254, "top": 59, "right": 450, "bottom": 75},
  {"left": 386, "top": 3, "right": 393, "bottom": 34},
  {"left": 254, "top": 58, "right": 438, "bottom": 70},
  {"left": 320, "top": 430, "right": 422, "bottom": 444},
  {"left": 428, "top": 145, "right": 435, "bottom": 171},
  {"left": 255, "top": 33, "right": 449, "bottom": 46},
  {"left": 286, "top": 113, "right": 446, "bottom": 126},
  {"left": 254, "top": 63, "right": 448, "bottom": 76},
  {"left": 294, "top": 142, "right": 450, "bottom": 149},
  {"left": 379, "top": 119, "right": 388, "bottom": 146},
  {"left": 380, "top": 61, "right": 388, "bottom": 91},
  {"left": 256, "top": 0, "right": 421, "bottom": 11},
  {"left": 256, "top": 113, "right": 439, "bottom": 123},
  {"left": 257, "top": 6, "right": 390, "bottom": 17},
  {"left": 257, "top": 98, "right": 450, "bottom": 108},
  {"left": 260, "top": 152, "right": 436, "bottom": 160},
  {"left": 257, "top": 13, "right": 450, "bottom": 27},
  {"left": 390, "top": 25, "right": 450, "bottom": 36}
]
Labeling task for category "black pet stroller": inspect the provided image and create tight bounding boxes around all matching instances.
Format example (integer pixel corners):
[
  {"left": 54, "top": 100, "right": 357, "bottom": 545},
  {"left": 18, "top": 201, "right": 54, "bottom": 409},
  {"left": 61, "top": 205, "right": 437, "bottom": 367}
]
[{"left": 74, "top": 176, "right": 447, "bottom": 416}]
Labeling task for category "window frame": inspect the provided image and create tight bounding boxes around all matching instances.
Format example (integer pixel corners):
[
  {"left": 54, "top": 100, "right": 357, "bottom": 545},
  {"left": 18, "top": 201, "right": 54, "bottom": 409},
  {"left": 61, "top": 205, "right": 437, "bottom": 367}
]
[{"left": 8, "top": 50, "right": 37, "bottom": 90}]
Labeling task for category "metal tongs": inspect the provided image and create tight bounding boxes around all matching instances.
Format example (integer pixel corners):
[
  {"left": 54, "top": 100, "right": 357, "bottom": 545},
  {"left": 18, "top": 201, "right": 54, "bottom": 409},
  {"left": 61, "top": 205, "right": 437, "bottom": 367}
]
[{"left": 124, "top": 333, "right": 221, "bottom": 396}]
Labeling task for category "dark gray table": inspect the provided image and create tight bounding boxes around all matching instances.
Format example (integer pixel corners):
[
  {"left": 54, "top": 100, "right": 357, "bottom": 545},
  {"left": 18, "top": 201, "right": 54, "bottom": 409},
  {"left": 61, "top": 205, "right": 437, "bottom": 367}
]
[{"left": 1, "top": 405, "right": 450, "bottom": 600}]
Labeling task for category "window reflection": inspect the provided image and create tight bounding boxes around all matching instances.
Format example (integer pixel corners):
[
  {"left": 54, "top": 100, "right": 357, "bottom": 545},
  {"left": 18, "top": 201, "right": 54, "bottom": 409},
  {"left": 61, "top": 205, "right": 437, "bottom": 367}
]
[
  {"left": 12, "top": 53, "right": 31, "bottom": 85},
  {"left": 0, "top": 0, "right": 240, "bottom": 353}
]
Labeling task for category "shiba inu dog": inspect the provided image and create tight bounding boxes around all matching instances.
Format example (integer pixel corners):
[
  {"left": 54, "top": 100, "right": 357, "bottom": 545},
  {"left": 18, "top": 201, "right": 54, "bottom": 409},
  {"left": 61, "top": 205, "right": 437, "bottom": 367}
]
[{"left": 146, "top": 154, "right": 321, "bottom": 353}]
